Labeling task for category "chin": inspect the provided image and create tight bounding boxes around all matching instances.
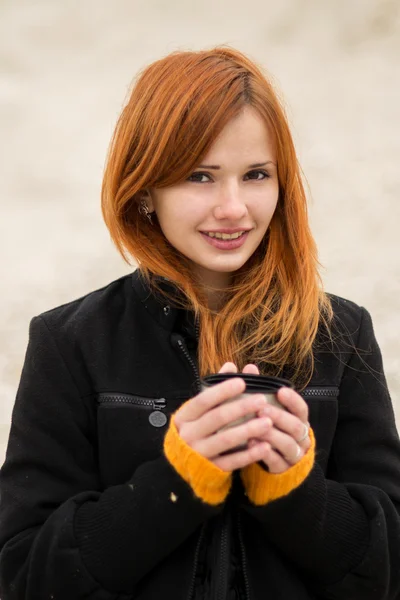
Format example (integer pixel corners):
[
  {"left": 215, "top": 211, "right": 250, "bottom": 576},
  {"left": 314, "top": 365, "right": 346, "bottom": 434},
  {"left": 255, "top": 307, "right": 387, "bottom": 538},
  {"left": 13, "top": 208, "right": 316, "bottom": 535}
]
[{"left": 201, "top": 261, "right": 248, "bottom": 274}]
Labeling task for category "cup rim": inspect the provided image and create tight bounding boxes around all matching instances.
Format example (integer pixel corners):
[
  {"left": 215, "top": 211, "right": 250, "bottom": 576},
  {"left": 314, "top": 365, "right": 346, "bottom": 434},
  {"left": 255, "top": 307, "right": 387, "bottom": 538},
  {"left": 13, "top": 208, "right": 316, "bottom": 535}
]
[{"left": 201, "top": 373, "right": 293, "bottom": 391}]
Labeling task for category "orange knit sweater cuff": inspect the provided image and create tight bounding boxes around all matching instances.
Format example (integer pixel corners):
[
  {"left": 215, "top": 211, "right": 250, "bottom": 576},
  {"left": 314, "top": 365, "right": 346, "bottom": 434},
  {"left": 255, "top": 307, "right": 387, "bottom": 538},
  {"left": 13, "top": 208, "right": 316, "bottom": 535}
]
[
  {"left": 240, "top": 428, "right": 316, "bottom": 506},
  {"left": 163, "top": 415, "right": 232, "bottom": 506}
]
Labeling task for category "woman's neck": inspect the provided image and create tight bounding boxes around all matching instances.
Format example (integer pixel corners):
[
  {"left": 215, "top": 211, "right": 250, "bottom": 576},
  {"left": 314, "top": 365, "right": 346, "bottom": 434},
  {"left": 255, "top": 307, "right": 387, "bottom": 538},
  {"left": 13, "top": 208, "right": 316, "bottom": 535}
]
[{"left": 193, "top": 270, "right": 232, "bottom": 312}]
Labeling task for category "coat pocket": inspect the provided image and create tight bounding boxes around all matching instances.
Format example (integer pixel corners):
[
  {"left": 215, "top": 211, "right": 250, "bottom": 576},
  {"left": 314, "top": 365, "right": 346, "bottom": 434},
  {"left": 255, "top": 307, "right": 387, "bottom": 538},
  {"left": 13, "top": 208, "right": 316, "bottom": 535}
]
[
  {"left": 301, "top": 386, "right": 339, "bottom": 474},
  {"left": 96, "top": 392, "right": 186, "bottom": 488}
]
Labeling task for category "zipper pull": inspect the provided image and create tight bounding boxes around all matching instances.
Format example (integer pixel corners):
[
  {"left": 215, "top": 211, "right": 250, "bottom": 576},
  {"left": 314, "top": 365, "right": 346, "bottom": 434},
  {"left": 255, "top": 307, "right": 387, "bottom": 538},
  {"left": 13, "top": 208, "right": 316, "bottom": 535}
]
[
  {"left": 149, "top": 398, "right": 167, "bottom": 428},
  {"left": 153, "top": 398, "right": 167, "bottom": 410},
  {"left": 170, "top": 332, "right": 185, "bottom": 350}
]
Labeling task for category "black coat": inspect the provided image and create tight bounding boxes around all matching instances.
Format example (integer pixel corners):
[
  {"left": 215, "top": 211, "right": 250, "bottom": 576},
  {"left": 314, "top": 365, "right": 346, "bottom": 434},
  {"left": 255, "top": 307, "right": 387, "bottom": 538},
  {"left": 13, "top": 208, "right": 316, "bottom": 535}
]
[{"left": 1, "top": 270, "right": 400, "bottom": 599}]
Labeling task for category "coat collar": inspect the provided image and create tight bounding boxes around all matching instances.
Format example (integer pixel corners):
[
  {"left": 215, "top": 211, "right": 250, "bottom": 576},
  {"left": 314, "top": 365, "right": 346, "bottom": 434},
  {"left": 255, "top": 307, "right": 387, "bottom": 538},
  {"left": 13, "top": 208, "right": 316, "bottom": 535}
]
[{"left": 131, "top": 269, "right": 197, "bottom": 339}]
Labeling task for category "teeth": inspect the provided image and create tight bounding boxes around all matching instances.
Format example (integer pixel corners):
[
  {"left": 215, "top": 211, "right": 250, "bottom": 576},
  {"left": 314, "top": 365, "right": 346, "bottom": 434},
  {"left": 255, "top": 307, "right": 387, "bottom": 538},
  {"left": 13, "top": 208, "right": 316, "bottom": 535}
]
[{"left": 206, "top": 231, "right": 245, "bottom": 240}]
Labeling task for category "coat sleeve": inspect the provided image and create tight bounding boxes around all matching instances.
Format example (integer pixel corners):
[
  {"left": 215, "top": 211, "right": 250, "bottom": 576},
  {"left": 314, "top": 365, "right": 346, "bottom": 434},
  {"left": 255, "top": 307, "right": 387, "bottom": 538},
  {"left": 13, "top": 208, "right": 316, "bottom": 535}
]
[
  {"left": 240, "top": 307, "right": 400, "bottom": 600},
  {"left": 0, "top": 316, "right": 221, "bottom": 599}
]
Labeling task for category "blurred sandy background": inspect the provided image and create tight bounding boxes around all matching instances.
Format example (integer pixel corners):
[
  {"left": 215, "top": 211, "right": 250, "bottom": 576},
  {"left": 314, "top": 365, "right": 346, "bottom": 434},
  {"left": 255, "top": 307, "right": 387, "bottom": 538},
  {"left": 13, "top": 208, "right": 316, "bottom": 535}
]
[{"left": 0, "top": 0, "right": 399, "bottom": 463}]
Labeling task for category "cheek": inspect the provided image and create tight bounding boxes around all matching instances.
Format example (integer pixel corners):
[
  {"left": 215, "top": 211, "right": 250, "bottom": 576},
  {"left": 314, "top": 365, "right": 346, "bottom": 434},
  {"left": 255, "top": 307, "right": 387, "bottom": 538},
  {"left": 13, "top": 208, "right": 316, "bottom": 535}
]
[
  {"left": 157, "top": 196, "right": 204, "bottom": 235},
  {"left": 152, "top": 193, "right": 182, "bottom": 230},
  {"left": 254, "top": 189, "right": 279, "bottom": 223}
]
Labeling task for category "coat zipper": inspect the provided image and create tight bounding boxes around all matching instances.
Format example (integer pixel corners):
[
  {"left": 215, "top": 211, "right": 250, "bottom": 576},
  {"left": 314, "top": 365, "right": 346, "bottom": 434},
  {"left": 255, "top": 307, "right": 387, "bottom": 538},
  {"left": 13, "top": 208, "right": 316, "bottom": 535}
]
[
  {"left": 97, "top": 393, "right": 167, "bottom": 410},
  {"left": 97, "top": 393, "right": 169, "bottom": 427},
  {"left": 301, "top": 386, "right": 339, "bottom": 398},
  {"left": 174, "top": 336, "right": 202, "bottom": 391},
  {"left": 172, "top": 333, "right": 206, "bottom": 600},
  {"left": 186, "top": 523, "right": 206, "bottom": 600},
  {"left": 217, "top": 511, "right": 230, "bottom": 600},
  {"left": 237, "top": 510, "right": 251, "bottom": 600}
]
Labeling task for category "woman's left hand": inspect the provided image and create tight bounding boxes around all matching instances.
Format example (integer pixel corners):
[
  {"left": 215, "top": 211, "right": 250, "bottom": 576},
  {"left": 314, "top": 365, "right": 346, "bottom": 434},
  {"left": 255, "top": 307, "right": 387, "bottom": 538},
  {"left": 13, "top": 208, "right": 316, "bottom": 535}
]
[{"left": 219, "top": 362, "right": 311, "bottom": 474}]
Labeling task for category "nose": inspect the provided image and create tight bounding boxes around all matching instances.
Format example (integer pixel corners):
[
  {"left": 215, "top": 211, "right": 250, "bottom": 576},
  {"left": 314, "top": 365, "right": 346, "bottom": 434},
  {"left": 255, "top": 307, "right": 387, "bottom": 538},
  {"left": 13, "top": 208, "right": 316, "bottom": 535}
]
[{"left": 213, "top": 184, "right": 248, "bottom": 221}]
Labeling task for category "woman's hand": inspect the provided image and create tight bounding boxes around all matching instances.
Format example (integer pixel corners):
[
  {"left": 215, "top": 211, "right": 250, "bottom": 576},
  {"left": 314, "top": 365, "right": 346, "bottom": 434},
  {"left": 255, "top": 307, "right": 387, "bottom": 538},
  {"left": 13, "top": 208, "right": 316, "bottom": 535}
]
[
  {"left": 221, "top": 363, "right": 312, "bottom": 474},
  {"left": 173, "top": 362, "right": 273, "bottom": 472}
]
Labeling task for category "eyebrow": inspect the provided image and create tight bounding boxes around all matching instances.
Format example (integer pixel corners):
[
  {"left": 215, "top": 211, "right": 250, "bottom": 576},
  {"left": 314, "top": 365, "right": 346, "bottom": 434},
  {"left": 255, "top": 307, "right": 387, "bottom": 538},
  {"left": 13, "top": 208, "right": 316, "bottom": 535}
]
[{"left": 196, "top": 161, "right": 276, "bottom": 169}]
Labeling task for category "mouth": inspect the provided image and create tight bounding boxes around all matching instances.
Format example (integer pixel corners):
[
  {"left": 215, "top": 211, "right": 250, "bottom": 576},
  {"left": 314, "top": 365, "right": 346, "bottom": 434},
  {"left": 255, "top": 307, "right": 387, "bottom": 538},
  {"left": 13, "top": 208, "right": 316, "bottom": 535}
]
[
  {"left": 202, "top": 231, "right": 247, "bottom": 240},
  {"left": 200, "top": 230, "right": 250, "bottom": 250}
]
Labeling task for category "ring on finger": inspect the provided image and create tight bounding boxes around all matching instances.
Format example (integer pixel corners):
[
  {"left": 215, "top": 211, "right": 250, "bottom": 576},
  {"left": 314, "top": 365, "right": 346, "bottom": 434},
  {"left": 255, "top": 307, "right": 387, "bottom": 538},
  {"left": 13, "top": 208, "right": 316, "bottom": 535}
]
[{"left": 296, "top": 422, "right": 310, "bottom": 443}]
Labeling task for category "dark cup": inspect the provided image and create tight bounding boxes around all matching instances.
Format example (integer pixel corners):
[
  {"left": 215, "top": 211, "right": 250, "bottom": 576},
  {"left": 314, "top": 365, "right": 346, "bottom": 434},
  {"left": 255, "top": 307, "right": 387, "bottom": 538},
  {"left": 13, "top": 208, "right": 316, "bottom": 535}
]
[{"left": 200, "top": 373, "right": 294, "bottom": 453}]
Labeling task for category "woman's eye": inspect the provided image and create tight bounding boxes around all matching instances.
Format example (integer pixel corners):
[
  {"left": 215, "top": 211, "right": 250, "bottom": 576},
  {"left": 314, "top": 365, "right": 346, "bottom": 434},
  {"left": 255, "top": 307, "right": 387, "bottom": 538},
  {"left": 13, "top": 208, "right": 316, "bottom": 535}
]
[
  {"left": 187, "top": 172, "right": 211, "bottom": 183},
  {"left": 245, "top": 170, "right": 269, "bottom": 181},
  {"left": 187, "top": 170, "right": 269, "bottom": 183}
]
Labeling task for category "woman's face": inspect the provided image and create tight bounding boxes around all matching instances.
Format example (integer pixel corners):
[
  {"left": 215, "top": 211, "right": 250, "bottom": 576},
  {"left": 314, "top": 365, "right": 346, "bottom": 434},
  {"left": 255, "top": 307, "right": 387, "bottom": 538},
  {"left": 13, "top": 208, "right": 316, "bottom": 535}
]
[{"left": 147, "top": 106, "right": 279, "bottom": 292}]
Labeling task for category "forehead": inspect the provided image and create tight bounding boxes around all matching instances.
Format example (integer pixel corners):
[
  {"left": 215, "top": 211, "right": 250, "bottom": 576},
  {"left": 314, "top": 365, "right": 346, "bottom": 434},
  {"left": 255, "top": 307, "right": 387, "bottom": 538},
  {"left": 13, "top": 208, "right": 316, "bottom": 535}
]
[{"left": 202, "top": 107, "right": 275, "bottom": 163}]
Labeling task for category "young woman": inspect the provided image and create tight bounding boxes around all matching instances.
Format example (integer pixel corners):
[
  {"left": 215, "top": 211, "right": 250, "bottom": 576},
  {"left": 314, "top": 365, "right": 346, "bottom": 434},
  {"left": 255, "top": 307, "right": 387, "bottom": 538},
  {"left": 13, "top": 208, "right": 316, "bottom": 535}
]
[{"left": 1, "top": 47, "right": 399, "bottom": 600}]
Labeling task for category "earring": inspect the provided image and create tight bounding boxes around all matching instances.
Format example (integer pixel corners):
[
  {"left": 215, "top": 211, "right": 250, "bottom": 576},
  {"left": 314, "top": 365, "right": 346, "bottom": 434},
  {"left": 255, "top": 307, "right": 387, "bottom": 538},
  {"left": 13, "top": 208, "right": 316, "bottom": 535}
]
[{"left": 138, "top": 199, "right": 154, "bottom": 225}]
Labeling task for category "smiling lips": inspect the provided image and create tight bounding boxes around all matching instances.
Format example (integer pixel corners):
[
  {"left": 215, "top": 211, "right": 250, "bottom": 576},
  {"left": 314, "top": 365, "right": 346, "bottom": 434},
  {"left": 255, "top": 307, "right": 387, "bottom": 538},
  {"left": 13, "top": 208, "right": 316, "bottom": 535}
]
[
  {"left": 200, "top": 227, "right": 251, "bottom": 240},
  {"left": 200, "top": 230, "right": 250, "bottom": 249},
  {"left": 204, "top": 231, "right": 246, "bottom": 240}
]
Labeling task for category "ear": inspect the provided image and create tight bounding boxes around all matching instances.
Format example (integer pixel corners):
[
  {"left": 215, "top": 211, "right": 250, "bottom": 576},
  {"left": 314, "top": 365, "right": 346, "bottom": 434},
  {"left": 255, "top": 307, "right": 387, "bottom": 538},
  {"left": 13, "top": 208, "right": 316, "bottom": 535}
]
[{"left": 141, "top": 189, "right": 155, "bottom": 213}]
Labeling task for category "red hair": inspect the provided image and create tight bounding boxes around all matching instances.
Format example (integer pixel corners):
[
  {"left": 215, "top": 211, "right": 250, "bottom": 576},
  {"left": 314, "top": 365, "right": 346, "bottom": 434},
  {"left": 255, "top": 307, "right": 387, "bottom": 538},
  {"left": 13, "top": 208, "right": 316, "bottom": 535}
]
[{"left": 101, "top": 47, "right": 333, "bottom": 388}]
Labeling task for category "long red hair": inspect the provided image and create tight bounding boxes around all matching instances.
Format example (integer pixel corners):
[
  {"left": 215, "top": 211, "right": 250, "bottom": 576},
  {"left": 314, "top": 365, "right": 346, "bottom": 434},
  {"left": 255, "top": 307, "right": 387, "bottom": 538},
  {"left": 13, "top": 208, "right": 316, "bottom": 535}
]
[{"left": 101, "top": 46, "right": 333, "bottom": 389}]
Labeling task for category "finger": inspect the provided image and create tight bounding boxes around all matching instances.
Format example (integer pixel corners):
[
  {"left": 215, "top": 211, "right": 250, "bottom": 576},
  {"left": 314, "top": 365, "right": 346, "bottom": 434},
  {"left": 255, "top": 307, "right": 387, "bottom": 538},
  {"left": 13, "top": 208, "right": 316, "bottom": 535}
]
[
  {"left": 262, "top": 426, "right": 304, "bottom": 464},
  {"left": 260, "top": 446, "right": 292, "bottom": 474},
  {"left": 242, "top": 364, "right": 260, "bottom": 375},
  {"left": 212, "top": 440, "right": 271, "bottom": 471},
  {"left": 276, "top": 387, "right": 309, "bottom": 423},
  {"left": 248, "top": 438, "right": 290, "bottom": 472},
  {"left": 175, "top": 377, "right": 246, "bottom": 426},
  {"left": 219, "top": 362, "right": 238, "bottom": 373},
  {"left": 258, "top": 404, "right": 310, "bottom": 448},
  {"left": 194, "top": 416, "right": 272, "bottom": 458},
  {"left": 190, "top": 393, "right": 269, "bottom": 442}
]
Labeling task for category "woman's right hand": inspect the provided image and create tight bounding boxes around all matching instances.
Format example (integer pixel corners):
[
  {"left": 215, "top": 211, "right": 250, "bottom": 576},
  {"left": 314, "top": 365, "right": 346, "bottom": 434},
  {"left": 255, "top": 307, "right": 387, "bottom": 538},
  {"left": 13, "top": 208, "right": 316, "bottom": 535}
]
[{"left": 173, "top": 363, "right": 271, "bottom": 472}]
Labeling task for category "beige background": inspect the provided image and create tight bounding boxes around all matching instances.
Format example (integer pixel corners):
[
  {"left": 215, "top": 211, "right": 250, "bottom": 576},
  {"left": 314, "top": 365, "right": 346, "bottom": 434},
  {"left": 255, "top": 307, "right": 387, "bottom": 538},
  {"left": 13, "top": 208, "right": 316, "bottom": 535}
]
[{"left": 1, "top": 0, "right": 399, "bottom": 463}]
